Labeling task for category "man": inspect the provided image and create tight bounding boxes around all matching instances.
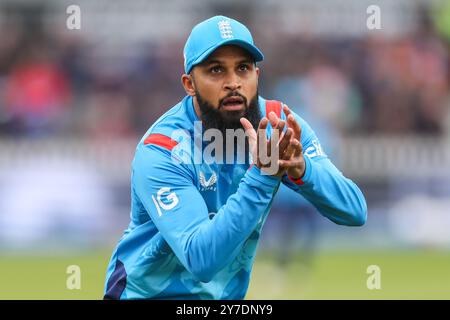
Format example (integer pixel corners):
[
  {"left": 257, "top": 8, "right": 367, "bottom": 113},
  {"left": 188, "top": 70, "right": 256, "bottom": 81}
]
[{"left": 104, "top": 16, "right": 367, "bottom": 300}]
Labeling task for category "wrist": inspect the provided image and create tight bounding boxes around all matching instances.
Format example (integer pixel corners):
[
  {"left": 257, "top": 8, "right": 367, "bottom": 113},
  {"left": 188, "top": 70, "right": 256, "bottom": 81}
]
[
  {"left": 287, "top": 159, "right": 307, "bottom": 185},
  {"left": 288, "top": 165, "right": 305, "bottom": 180}
]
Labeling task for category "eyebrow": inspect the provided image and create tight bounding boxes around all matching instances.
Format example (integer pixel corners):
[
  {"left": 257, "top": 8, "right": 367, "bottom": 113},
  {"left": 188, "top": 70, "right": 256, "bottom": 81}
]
[
  {"left": 203, "top": 59, "right": 222, "bottom": 66},
  {"left": 203, "top": 58, "right": 255, "bottom": 66}
]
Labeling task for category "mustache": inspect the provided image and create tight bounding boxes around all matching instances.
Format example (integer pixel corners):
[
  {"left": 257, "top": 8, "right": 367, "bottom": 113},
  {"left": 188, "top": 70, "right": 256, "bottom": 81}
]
[{"left": 218, "top": 92, "right": 247, "bottom": 109}]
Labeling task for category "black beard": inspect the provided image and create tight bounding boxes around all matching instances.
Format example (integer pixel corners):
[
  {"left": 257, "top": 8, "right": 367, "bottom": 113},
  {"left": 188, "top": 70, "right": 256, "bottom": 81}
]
[
  {"left": 195, "top": 90, "right": 261, "bottom": 135},
  {"left": 195, "top": 90, "right": 261, "bottom": 163}
]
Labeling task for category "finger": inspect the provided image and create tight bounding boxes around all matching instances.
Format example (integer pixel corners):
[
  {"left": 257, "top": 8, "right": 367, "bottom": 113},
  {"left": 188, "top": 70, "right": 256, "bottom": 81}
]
[
  {"left": 282, "top": 142, "right": 295, "bottom": 160},
  {"left": 240, "top": 117, "right": 256, "bottom": 140},
  {"left": 287, "top": 114, "right": 302, "bottom": 141},
  {"left": 283, "top": 105, "right": 294, "bottom": 129},
  {"left": 292, "top": 138, "right": 303, "bottom": 158},
  {"left": 272, "top": 120, "right": 286, "bottom": 148},
  {"left": 282, "top": 104, "right": 292, "bottom": 118},
  {"left": 274, "top": 119, "right": 286, "bottom": 146},
  {"left": 240, "top": 117, "right": 254, "bottom": 132},
  {"left": 257, "top": 117, "right": 269, "bottom": 148},
  {"left": 269, "top": 118, "right": 285, "bottom": 158},
  {"left": 283, "top": 105, "right": 302, "bottom": 141},
  {"left": 277, "top": 119, "right": 286, "bottom": 135},
  {"left": 241, "top": 118, "right": 257, "bottom": 160},
  {"left": 279, "top": 127, "right": 292, "bottom": 155},
  {"left": 257, "top": 117, "right": 269, "bottom": 137},
  {"left": 289, "top": 115, "right": 301, "bottom": 141},
  {"left": 268, "top": 111, "right": 279, "bottom": 128},
  {"left": 257, "top": 118, "right": 269, "bottom": 166},
  {"left": 281, "top": 138, "right": 302, "bottom": 160}
]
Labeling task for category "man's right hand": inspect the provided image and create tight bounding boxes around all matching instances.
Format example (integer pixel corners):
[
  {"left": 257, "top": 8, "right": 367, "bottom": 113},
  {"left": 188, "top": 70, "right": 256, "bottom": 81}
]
[{"left": 240, "top": 113, "right": 293, "bottom": 177}]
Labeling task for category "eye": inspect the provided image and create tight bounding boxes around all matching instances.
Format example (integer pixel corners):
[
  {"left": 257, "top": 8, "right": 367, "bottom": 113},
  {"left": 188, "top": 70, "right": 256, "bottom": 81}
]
[
  {"left": 210, "top": 66, "right": 223, "bottom": 73},
  {"left": 238, "top": 64, "right": 250, "bottom": 72}
]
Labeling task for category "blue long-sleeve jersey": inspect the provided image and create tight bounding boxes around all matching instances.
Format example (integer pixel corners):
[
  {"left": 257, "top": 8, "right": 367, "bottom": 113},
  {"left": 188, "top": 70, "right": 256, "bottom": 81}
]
[{"left": 104, "top": 95, "right": 367, "bottom": 299}]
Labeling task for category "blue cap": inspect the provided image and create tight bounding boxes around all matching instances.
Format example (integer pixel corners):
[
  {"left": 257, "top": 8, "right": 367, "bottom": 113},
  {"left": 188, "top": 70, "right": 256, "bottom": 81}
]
[{"left": 183, "top": 16, "right": 264, "bottom": 74}]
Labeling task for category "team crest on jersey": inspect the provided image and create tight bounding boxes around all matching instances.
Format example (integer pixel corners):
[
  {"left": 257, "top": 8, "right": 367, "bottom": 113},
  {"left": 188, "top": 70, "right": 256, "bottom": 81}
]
[
  {"left": 218, "top": 20, "right": 233, "bottom": 39},
  {"left": 199, "top": 171, "right": 217, "bottom": 191}
]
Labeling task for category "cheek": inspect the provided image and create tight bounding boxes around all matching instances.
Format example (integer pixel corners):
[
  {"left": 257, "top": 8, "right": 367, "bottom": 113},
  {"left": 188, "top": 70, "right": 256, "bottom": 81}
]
[
  {"left": 243, "top": 78, "right": 258, "bottom": 99},
  {"left": 198, "top": 81, "right": 223, "bottom": 103}
]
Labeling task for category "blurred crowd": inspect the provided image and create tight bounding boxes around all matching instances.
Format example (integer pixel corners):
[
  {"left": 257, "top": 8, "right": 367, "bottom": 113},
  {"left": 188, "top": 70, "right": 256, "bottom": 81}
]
[
  {"left": 0, "top": 3, "right": 449, "bottom": 140},
  {"left": 0, "top": 0, "right": 449, "bottom": 252}
]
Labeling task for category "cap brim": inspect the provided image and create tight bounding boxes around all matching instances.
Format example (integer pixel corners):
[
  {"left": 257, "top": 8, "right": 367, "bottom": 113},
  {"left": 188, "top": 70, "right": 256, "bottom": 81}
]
[{"left": 189, "top": 39, "right": 264, "bottom": 73}]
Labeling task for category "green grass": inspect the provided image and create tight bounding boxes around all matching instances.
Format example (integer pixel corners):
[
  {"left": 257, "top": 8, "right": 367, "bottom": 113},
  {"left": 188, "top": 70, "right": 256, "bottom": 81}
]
[
  {"left": 0, "top": 249, "right": 449, "bottom": 299},
  {"left": 0, "top": 251, "right": 110, "bottom": 299},
  {"left": 247, "top": 250, "right": 450, "bottom": 299}
]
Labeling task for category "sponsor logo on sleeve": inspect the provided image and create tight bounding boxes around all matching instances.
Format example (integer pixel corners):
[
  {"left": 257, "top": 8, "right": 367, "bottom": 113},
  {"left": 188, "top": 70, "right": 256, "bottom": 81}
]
[
  {"left": 152, "top": 187, "right": 179, "bottom": 216},
  {"left": 304, "top": 139, "right": 325, "bottom": 158}
]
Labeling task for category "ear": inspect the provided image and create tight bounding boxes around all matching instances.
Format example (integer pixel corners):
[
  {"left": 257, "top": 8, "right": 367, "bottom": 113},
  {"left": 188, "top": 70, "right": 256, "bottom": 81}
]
[
  {"left": 255, "top": 66, "right": 260, "bottom": 78},
  {"left": 181, "top": 73, "right": 196, "bottom": 96}
]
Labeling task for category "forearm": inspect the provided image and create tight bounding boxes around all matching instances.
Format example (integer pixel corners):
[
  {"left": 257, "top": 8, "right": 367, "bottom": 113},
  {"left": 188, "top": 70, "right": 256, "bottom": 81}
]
[
  {"left": 283, "top": 156, "right": 367, "bottom": 226},
  {"left": 185, "top": 165, "right": 280, "bottom": 281}
]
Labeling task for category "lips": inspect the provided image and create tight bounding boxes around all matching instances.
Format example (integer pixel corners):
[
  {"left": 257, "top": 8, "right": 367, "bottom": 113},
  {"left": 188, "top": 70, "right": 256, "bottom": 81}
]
[{"left": 221, "top": 96, "right": 245, "bottom": 111}]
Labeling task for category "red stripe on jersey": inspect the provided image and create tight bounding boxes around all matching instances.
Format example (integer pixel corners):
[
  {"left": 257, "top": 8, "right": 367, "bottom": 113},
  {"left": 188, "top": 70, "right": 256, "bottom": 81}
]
[
  {"left": 265, "top": 100, "right": 282, "bottom": 119},
  {"left": 288, "top": 175, "right": 305, "bottom": 185},
  {"left": 144, "top": 134, "right": 178, "bottom": 150}
]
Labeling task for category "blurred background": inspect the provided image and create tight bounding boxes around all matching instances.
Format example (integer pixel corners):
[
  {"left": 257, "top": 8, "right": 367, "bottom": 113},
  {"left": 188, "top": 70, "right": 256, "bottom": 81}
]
[{"left": 0, "top": 0, "right": 449, "bottom": 299}]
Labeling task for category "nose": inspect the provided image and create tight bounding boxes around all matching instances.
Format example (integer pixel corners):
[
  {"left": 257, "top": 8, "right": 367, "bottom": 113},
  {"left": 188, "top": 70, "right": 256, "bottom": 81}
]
[{"left": 223, "top": 72, "right": 242, "bottom": 91}]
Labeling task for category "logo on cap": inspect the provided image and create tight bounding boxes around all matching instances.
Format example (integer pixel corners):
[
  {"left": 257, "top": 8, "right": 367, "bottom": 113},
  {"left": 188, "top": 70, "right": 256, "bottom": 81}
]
[{"left": 218, "top": 20, "right": 233, "bottom": 39}]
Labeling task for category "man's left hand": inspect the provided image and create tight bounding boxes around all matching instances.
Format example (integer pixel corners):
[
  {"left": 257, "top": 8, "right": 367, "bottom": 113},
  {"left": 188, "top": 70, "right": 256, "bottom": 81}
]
[{"left": 270, "top": 105, "right": 305, "bottom": 180}]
